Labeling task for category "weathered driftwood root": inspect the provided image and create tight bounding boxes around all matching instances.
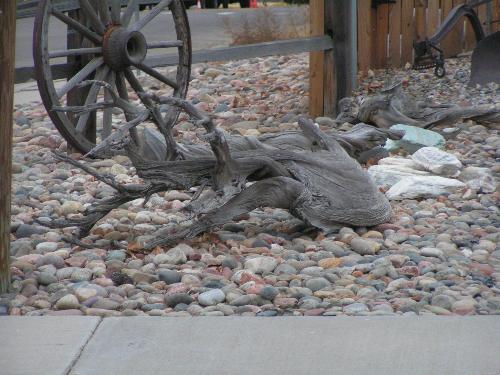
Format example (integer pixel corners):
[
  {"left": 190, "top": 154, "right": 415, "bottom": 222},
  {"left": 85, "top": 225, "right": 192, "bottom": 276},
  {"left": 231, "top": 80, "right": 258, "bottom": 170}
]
[
  {"left": 346, "top": 81, "right": 500, "bottom": 129},
  {"left": 51, "top": 91, "right": 397, "bottom": 249}
]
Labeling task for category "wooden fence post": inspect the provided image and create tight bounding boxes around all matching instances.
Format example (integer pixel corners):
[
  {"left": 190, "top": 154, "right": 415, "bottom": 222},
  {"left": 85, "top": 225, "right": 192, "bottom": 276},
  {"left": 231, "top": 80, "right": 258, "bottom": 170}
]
[
  {"left": 309, "top": 0, "right": 325, "bottom": 118},
  {"left": 330, "top": 0, "right": 357, "bottom": 105},
  {"left": 0, "top": 0, "right": 17, "bottom": 293}
]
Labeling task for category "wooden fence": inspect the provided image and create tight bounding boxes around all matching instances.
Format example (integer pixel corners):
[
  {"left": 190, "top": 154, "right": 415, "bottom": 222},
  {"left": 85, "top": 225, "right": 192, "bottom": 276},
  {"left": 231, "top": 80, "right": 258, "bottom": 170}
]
[{"left": 358, "top": 0, "right": 500, "bottom": 72}]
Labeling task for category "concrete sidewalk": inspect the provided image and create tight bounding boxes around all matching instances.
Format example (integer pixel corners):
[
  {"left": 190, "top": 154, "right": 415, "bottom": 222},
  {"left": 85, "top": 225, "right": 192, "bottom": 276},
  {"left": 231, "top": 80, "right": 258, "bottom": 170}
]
[{"left": 2, "top": 316, "right": 500, "bottom": 375}]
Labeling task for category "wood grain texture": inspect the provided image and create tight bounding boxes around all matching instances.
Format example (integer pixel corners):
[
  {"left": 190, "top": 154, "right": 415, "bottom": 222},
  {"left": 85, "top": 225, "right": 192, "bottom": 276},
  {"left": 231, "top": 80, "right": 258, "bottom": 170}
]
[
  {"left": 309, "top": 0, "right": 325, "bottom": 118},
  {"left": 389, "top": 0, "right": 402, "bottom": 67},
  {"left": 0, "top": 0, "right": 16, "bottom": 293},
  {"left": 415, "top": 0, "right": 427, "bottom": 41},
  {"left": 375, "top": 3, "right": 389, "bottom": 68},
  {"left": 427, "top": 0, "right": 441, "bottom": 36},
  {"left": 401, "top": 0, "right": 415, "bottom": 65},
  {"left": 357, "top": 0, "right": 374, "bottom": 73}
]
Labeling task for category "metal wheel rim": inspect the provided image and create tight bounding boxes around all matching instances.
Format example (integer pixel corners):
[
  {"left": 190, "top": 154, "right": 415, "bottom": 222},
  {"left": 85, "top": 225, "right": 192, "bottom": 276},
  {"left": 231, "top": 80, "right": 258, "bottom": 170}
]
[{"left": 33, "top": 0, "right": 192, "bottom": 155}]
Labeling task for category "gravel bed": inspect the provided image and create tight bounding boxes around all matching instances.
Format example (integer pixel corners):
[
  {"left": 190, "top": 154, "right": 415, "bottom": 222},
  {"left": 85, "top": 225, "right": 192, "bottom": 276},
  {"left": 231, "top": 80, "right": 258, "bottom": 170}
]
[{"left": 2, "top": 53, "right": 499, "bottom": 317}]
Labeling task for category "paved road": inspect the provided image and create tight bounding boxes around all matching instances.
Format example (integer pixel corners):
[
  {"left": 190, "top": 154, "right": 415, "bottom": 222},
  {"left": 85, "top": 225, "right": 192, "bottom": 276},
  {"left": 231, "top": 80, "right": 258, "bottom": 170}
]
[{"left": 15, "top": 7, "right": 302, "bottom": 68}]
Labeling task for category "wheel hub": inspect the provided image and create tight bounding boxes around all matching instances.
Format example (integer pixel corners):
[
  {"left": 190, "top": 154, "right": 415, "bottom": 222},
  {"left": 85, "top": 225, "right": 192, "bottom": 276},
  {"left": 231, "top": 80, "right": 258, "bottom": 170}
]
[{"left": 102, "top": 26, "right": 148, "bottom": 71}]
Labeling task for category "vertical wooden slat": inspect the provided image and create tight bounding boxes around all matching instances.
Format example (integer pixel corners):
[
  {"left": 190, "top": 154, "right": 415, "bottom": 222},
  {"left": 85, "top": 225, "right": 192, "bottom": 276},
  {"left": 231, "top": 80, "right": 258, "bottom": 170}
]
[
  {"left": 427, "top": 0, "right": 441, "bottom": 36},
  {"left": 375, "top": 3, "right": 389, "bottom": 68},
  {"left": 477, "top": 3, "right": 488, "bottom": 34},
  {"left": 441, "top": 0, "right": 465, "bottom": 57},
  {"left": 415, "top": 0, "right": 427, "bottom": 40},
  {"left": 389, "top": 0, "right": 402, "bottom": 67},
  {"left": 357, "top": 0, "right": 374, "bottom": 73},
  {"left": 309, "top": 0, "right": 324, "bottom": 118},
  {"left": 0, "top": 0, "right": 16, "bottom": 293},
  {"left": 440, "top": 0, "right": 457, "bottom": 56},
  {"left": 464, "top": 1, "right": 478, "bottom": 51},
  {"left": 401, "top": 0, "right": 415, "bottom": 66},
  {"left": 454, "top": 0, "right": 466, "bottom": 53},
  {"left": 323, "top": 0, "right": 335, "bottom": 116}
]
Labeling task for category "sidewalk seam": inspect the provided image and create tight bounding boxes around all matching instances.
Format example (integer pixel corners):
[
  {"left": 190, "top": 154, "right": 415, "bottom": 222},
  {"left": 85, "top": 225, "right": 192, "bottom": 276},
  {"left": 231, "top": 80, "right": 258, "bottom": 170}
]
[{"left": 64, "top": 317, "right": 103, "bottom": 375}]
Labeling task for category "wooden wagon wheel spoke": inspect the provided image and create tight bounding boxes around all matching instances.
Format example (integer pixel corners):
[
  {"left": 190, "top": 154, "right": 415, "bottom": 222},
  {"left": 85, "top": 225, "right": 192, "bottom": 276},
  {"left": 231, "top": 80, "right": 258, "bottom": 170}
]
[
  {"left": 132, "top": 62, "right": 179, "bottom": 89},
  {"left": 96, "top": 0, "right": 112, "bottom": 28},
  {"left": 102, "top": 70, "right": 116, "bottom": 139},
  {"left": 115, "top": 71, "right": 140, "bottom": 145},
  {"left": 57, "top": 57, "right": 104, "bottom": 98},
  {"left": 75, "top": 66, "right": 110, "bottom": 133},
  {"left": 49, "top": 47, "right": 102, "bottom": 59},
  {"left": 129, "top": 0, "right": 172, "bottom": 32},
  {"left": 109, "top": 0, "right": 122, "bottom": 24},
  {"left": 51, "top": 8, "right": 102, "bottom": 44},
  {"left": 121, "top": 0, "right": 139, "bottom": 27},
  {"left": 147, "top": 40, "right": 183, "bottom": 49},
  {"left": 124, "top": 67, "right": 179, "bottom": 160},
  {"left": 78, "top": 0, "right": 106, "bottom": 34}
]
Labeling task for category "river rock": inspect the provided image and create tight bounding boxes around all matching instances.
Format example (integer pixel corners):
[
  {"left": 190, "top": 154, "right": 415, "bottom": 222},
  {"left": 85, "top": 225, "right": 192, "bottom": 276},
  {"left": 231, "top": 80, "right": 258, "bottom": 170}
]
[
  {"left": 411, "top": 147, "right": 462, "bottom": 176},
  {"left": 198, "top": 289, "right": 225, "bottom": 306},
  {"left": 368, "top": 164, "right": 430, "bottom": 188},
  {"left": 386, "top": 176, "right": 465, "bottom": 200},
  {"left": 55, "top": 294, "right": 80, "bottom": 310},
  {"left": 384, "top": 124, "right": 445, "bottom": 153},
  {"left": 244, "top": 256, "right": 278, "bottom": 274}
]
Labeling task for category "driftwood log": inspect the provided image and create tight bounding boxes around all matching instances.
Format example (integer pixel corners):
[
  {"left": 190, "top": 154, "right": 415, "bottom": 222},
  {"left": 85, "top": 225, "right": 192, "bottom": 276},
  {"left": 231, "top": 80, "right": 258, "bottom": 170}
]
[
  {"left": 49, "top": 84, "right": 405, "bottom": 249},
  {"left": 342, "top": 82, "right": 500, "bottom": 129}
]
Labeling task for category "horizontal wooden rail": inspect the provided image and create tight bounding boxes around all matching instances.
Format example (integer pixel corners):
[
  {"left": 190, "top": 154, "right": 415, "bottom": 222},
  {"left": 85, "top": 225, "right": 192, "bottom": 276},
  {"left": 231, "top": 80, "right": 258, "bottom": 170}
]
[{"left": 15, "top": 36, "right": 334, "bottom": 84}]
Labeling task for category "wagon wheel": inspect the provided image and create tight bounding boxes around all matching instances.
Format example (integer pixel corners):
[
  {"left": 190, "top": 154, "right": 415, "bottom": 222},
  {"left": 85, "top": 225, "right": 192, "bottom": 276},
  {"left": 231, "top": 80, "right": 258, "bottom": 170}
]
[{"left": 33, "top": 0, "right": 191, "bottom": 157}]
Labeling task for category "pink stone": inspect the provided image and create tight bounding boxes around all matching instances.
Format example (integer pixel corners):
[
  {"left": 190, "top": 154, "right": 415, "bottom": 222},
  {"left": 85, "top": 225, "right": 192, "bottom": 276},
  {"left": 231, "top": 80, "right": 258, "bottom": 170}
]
[
  {"left": 246, "top": 284, "right": 264, "bottom": 295},
  {"left": 66, "top": 256, "right": 87, "bottom": 268},
  {"left": 239, "top": 272, "right": 264, "bottom": 285},
  {"left": 274, "top": 297, "right": 298, "bottom": 309},
  {"left": 17, "top": 254, "right": 42, "bottom": 263},
  {"left": 304, "top": 308, "right": 325, "bottom": 316},
  {"left": 166, "top": 283, "right": 188, "bottom": 295},
  {"left": 222, "top": 267, "right": 233, "bottom": 279},
  {"left": 470, "top": 263, "right": 494, "bottom": 276},
  {"left": 399, "top": 266, "right": 419, "bottom": 277}
]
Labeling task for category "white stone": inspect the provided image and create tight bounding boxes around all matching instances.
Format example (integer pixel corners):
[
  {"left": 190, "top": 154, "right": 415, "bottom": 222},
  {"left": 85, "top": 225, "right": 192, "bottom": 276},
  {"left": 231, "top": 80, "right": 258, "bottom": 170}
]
[
  {"left": 60, "top": 200, "right": 84, "bottom": 215},
  {"left": 411, "top": 147, "right": 462, "bottom": 176},
  {"left": 110, "top": 164, "right": 128, "bottom": 175},
  {"left": 420, "top": 247, "right": 444, "bottom": 258},
  {"left": 198, "top": 289, "right": 226, "bottom": 306},
  {"left": 134, "top": 211, "right": 151, "bottom": 224},
  {"left": 378, "top": 157, "right": 423, "bottom": 169},
  {"left": 368, "top": 164, "right": 430, "bottom": 188},
  {"left": 35, "top": 242, "right": 58, "bottom": 253},
  {"left": 386, "top": 176, "right": 465, "bottom": 200},
  {"left": 153, "top": 248, "right": 187, "bottom": 265},
  {"left": 244, "top": 256, "right": 278, "bottom": 274}
]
